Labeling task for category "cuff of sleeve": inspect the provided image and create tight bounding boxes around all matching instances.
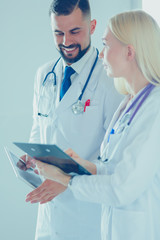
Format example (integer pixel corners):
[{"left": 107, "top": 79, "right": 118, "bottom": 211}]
[
  {"left": 94, "top": 161, "right": 106, "bottom": 175},
  {"left": 68, "top": 175, "right": 76, "bottom": 187}
]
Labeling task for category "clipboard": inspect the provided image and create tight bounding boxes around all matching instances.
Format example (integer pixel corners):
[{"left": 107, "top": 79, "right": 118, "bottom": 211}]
[
  {"left": 13, "top": 142, "right": 91, "bottom": 175},
  {"left": 4, "top": 147, "right": 43, "bottom": 189}
]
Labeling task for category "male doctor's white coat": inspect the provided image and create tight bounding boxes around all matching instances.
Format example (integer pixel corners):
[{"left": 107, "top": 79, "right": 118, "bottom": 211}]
[
  {"left": 29, "top": 47, "right": 122, "bottom": 240},
  {"left": 69, "top": 85, "right": 160, "bottom": 240}
]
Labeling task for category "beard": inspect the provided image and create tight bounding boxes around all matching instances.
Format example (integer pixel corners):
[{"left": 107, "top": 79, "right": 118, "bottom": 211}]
[{"left": 58, "top": 41, "right": 91, "bottom": 64}]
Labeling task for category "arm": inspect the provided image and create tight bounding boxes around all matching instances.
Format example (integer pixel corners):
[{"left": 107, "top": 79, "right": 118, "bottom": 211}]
[
  {"left": 33, "top": 149, "right": 96, "bottom": 184},
  {"left": 31, "top": 109, "right": 160, "bottom": 207},
  {"left": 68, "top": 110, "right": 160, "bottom": 207},
  {"left": 25, "top": 149, "right": 96, "bottom": 204}
]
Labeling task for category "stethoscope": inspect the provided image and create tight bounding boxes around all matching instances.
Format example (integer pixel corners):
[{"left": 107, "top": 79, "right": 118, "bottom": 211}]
[
  {"left": 38, "top": 57, "right": 61, "bottom": 117},
  {"left": 111, "top": 82, "right": 155, "bottom": 134},
  {"left": 98, "top": 83, "right": 155, "bottom": 161},
  {"left": 38, "top": 49, "right": 99, "bottom": 117},
  {"left": 71, "top": 49, "right": 99, "bottom": 114}
]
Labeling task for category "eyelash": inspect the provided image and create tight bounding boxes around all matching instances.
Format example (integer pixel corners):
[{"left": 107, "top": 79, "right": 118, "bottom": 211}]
[
  {"left": 102, "top": 42, "right": 109, "bottom": 49},
  {"left": 55, "top": 32, "right": 64, "bottom": 36},
  {"left": 55, "top": 31, "right": 80, "bottom": 36},
  {"left": 71, "top": 31, "right": 80, "bottom": 35}
]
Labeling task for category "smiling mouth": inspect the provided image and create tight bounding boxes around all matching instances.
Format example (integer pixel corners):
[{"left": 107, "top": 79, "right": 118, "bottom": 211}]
[{"left": 62, "top": 47, "right": 78, "bottom": 54}]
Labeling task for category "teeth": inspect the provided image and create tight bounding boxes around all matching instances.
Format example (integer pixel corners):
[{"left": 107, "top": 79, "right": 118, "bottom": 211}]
[{"left": 64, "top": 47, "right": 76, "bottom": 52}]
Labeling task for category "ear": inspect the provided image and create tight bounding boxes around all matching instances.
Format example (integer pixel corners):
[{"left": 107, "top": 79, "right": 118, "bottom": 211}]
[
  {"left": 90, "top": 19, "right": 97, "bottom": 35},
  {"left": 127, "top": 45, "right": 135, "bottom": 61}
]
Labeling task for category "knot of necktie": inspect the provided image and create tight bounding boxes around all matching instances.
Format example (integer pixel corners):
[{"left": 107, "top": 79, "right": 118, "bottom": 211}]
[{"left": 60, "top": 66, "right": 75, "bottom": 100}]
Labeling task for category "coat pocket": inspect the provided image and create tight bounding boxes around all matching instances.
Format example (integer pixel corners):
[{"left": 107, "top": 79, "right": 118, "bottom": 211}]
[{"left": 69, "top": 106, "right": 100, "bottom": 135}]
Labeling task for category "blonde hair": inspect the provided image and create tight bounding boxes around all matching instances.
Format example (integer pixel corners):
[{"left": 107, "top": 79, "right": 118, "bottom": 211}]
[{"left": 108, "top": 10, "right": 160, "bottom": 94}]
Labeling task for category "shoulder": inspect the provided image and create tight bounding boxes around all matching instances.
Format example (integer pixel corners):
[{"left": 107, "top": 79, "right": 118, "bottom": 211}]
[
  {"left": 131, "top": 86, "right": 160, "bottom": 133},
  {"left": 36, "top": 59, "right": 59, "bottom": 76},
  {"left": 143, "top": 86, "right": 160, "bottom": 115}
]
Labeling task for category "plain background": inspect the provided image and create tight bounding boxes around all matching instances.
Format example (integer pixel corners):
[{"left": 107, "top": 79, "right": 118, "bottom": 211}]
[{"left": 1, "top": 0, "right": 142, "bottom": 239}]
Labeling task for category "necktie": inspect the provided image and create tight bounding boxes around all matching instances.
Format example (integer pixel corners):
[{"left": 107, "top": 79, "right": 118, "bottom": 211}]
[{"left": 60, "top": 66, "right": 75, "bottom": 100}]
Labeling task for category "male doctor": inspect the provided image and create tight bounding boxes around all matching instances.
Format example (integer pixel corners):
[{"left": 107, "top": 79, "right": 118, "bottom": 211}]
[{"left": 26, "top": 0, "right": 122, "bottom": 239}]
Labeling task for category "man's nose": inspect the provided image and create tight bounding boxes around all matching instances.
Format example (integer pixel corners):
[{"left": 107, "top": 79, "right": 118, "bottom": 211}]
[{"left": 62, "top": 33, "right": 73, "bottom": 46}]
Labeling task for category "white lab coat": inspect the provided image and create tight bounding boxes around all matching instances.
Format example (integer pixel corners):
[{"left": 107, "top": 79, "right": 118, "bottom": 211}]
[
  {"left": 69, "top": 86, "right": 160, "bottom": 240},
  {"left": 29, "top": 47, "right": 122, "bottom": 240}
]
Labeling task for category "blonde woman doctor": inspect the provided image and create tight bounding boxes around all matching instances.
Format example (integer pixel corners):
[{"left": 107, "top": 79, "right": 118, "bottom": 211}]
[{"left": 27, "top": 10, "right": 160, "bottom": 240}]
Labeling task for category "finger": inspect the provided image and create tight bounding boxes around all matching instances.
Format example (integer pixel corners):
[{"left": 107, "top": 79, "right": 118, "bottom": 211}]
[
  {"left": 26, "top": 162, "right": 36, "bottom": 169},
  {"left": 30, "top": 191, "right": 55, "bottom": 204},
  {"left": 16, "top": 160, "right": 28, "bottom": 171},
  {"left": 26, "top": 184, "right": 45, "bottom": 199},
  {"left": 26, "top": 179, "right": 54, "bottom": 201},
  {"left": 34, "top": 169, "right": 40, "bottom": 175},
  {"left": 26, "top": 188, "right": 47, "bottom": 203},
  {"left": 20, "top": 155, "right": 27, "bottom": 162},
  {"left": 65, "top": 148, "right": 80, "bottom": 160},
  {"left": 65, "top": 148, "right": 74, "bottom": 156},
  {"left": 26, "top": 156, "right": 36, "bottom": 169}
]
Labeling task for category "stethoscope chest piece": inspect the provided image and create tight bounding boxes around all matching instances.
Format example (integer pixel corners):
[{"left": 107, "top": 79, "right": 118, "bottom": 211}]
[
  {"left": 115, "top": 113, "right": 130, "bottom": 134},
  {"left": 72, "top": 100, "right": 84, "bottom": 114}
]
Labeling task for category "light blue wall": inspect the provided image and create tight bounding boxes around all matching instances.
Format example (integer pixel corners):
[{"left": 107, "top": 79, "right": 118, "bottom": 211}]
[{"left": 0, "top": 0, "right": 141, "bottom": 239}]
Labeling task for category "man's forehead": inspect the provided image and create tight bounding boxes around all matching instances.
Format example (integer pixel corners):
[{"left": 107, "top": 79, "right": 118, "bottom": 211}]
[{"left": 50, "top": 10, "right": 88, "bottom": 31}]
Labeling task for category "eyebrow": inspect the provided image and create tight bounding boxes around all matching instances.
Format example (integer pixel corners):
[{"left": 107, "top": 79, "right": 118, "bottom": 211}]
[
  {"left": 70, "top": 27, "right": 81, "bottom": 31},
  {"left": 54, "top": 29, "right": 63, "bottom": 33},
  {"left": 54, "top": 27, "right": 82, "bottom": 33}
]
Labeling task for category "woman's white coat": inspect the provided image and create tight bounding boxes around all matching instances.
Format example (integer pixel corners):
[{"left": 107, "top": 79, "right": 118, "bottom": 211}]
[{"left": 70, "top": 86, "right": 160, "bottom": 240}]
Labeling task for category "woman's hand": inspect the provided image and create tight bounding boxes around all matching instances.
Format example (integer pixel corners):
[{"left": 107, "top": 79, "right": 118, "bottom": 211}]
[{"left": 65, "top": 148, "right": 97, "bottom": 175}]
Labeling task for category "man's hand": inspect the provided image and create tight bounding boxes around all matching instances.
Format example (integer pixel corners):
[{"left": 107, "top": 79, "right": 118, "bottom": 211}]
[
  {"left": 26, "top": 179, "right": 67, "bottom": 204},
  {"left": 16, "top": 155, "right": 39, "bottom": 173}
]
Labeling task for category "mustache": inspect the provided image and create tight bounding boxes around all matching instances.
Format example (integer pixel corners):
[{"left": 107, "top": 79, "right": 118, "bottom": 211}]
[{"left": 59, "top": 44, "right": 80, "bottom": 49}]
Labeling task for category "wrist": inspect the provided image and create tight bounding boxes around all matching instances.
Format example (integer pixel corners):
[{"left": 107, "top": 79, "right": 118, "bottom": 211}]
[{"left": 59, "top": 173, "right": 71, "bottom": 187}]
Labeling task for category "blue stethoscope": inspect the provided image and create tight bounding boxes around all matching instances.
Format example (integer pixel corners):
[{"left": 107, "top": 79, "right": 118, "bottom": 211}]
[
  {"left": 38, "top": 49, "right": 99, "bottom": 117},
  {"left": 98, "top": 83, "right": 155, "bottom": 161}
]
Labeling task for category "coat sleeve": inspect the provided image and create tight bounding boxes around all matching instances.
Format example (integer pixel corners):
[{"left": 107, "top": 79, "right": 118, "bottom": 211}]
[{"left": 69, "top": 109, "right": 160, "bottom": 207}]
